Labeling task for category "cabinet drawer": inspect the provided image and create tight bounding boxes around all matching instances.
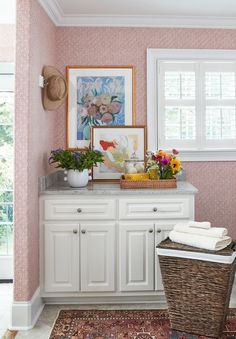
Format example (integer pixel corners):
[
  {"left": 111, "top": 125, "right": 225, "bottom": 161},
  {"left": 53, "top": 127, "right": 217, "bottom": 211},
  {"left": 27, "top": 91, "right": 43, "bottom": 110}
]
[
  {"left": 119, "top": 198, "right": 190, "bottom": 220},
  {"left": 44, "top": 199, "right": 116, "bottom": 220}
]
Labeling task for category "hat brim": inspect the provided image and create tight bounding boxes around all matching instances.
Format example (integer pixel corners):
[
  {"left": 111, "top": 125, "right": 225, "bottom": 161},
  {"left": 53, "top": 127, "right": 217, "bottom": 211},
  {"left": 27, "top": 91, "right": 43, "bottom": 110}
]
[{"left": 42, "top": 66, "right": 68, "bottom": 111}]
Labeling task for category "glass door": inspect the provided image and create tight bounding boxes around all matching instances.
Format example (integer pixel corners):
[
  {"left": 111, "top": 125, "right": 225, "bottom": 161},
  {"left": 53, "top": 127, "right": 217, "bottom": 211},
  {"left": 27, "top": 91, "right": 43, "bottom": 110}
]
[{"left": 0, "top": 63, "right": 14, "bottom": 280}]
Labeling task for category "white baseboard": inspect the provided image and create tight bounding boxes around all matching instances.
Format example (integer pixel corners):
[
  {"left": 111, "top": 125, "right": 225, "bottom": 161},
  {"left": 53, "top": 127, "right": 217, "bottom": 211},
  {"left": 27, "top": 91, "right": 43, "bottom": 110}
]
[{"left": 10, "top": 287, "right": 44, "bottom": 330}]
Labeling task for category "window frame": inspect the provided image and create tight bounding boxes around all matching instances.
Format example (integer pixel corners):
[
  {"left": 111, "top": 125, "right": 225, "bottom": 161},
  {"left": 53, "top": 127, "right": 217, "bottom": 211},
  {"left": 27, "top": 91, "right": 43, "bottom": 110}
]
[{"left": 147, "top": 49, "right": 236, "bottom": 161}]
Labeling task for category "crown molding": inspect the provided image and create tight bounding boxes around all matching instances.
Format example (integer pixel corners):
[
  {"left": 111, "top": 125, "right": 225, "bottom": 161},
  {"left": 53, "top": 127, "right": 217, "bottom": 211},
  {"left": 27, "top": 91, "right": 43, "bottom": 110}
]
[
  {"left": 58, "top": 15, "right": 236, "bottom": 29},
  {"left": 38, "top": 0, "right": 236, "bottom": 29},
  {"left": 37, "top": 0, "right": 62, "bottom": 25},
  {"left": 56, "top": 15, "right": 236, "bottom": 29}
]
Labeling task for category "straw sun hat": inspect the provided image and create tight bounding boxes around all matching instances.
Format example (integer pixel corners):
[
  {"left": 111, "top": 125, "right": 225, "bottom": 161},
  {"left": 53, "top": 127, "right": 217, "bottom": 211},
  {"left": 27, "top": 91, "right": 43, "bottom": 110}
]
[{"left": 42, "top": 65, "right": 68, "bottom": 111}]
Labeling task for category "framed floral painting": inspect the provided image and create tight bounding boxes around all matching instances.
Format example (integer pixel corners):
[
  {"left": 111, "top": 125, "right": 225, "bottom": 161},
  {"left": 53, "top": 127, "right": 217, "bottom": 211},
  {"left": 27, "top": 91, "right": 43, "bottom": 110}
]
[
  {"left": 66, "top": 66, "right": 135, "bottom": 149},
  {"left": 92, "top": 126, "right": 146, "bottom": 181}
]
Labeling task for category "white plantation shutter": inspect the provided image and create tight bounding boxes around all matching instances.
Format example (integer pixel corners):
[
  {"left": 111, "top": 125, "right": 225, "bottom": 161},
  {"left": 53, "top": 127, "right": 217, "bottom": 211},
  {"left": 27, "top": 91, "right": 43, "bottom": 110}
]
[
  {"left": 157, "top": 60, "right": 236, "bottom": 152},
  {"left": 202, "top": 63, "right": 236, "bottom": 147}
]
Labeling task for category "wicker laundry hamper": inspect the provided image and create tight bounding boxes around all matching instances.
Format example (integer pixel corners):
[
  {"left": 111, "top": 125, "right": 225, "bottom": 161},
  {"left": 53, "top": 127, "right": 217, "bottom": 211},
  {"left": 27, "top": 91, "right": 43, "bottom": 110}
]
[{"left": 156, "top": 238, "right": 236, "bottom": 338}]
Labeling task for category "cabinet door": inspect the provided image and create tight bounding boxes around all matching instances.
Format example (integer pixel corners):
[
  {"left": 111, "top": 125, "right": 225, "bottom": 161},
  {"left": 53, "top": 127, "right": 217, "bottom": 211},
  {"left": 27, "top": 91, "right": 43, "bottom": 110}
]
[
  {"left": 80, "top": 223, "right": 115, "bottom": 292},
  {"left": 155, "top": 223, "right": 174, "bottom": 291},
  {"left": 44, "top": 224, "right": 79, "bottom": 292},
  {"left": 119, "top": 222, "right": 154, "bottom": 291}
]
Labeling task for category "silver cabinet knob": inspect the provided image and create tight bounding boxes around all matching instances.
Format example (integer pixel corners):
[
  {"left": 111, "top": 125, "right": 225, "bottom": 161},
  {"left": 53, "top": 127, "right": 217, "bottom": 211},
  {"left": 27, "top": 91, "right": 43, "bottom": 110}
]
[
  {"left": 81, "top": 229, "right": 86, "bottom": 234},
  {"left": 157, "top": 229, "right": 162, "bottom": 233},
  {"left": 77, "top": 208, "right": 82, "bottom": 213},
  {"left": 73, "top": 229, "right": 78, "bottom": 234},
  {"left": 153, "top": 207, "right": 158, "bottom": 212},
  {"left": 149, "top": 229, "right": 154, "bottom": 233}
]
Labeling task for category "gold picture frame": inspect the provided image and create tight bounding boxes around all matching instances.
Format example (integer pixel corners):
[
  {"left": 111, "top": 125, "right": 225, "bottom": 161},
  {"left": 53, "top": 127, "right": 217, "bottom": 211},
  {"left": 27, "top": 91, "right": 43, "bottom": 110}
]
[
  {"left": 92, "top": 125, "right": 147, "bottom": 181},
  {"left": 66, "top": 65, "right": 136, "bottom": 150}
]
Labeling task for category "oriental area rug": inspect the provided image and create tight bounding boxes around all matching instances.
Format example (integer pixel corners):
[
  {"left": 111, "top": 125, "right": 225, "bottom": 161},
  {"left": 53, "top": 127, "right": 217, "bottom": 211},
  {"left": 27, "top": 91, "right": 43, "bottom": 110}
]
[{"left": 49, "top": 309, "right": 236, "bottom": 339}]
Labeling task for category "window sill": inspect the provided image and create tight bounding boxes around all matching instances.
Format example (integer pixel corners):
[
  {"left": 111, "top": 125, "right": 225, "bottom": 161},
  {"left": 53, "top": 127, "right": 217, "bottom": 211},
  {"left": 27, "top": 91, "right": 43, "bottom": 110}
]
[{"left": 178, "top": 149, "right": 236, "bottom": 161}]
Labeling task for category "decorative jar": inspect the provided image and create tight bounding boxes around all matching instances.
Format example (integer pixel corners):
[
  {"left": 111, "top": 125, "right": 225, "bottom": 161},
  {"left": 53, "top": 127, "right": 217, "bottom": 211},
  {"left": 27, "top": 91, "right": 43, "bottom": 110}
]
[{"left": 124, "top": 160, "right": 145, "bottom": 174}]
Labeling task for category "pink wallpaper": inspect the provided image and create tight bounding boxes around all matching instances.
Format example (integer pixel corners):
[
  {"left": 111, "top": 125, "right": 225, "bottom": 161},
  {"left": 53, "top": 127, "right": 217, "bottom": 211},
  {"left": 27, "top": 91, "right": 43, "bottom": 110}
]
[
  {"left": 14, "top": 10, "right": 236, "bottom": 302},
  {"left": 0, "top": 25, "right": 15, "bottom": 62},
  {"left": 55, "top": 27, "right": 236, "bottom": 236},
  {"left": 184, "top": 162, "right": 236, "bottom": 232},
  {"left": 14, "top": 0, "right": 56, "bottom": 301}
]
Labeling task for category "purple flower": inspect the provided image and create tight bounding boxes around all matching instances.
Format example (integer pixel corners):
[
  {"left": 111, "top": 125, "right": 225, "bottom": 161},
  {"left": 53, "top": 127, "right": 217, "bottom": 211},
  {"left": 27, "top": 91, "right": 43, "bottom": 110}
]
[
  {"left": 52, "top": 148, "right": 63, "bottom": 154},
  {"left": 73, "top": 152, "right": 81, "bottom": 158},
  {"left": 48, "top": 156, "right": 54, "bottom": 164},
  {"left": 73, "top": 152, "right": 81, "bottom": 164},
  {"left": 160, "top": 157, "right": 169, "bottom": 166}
]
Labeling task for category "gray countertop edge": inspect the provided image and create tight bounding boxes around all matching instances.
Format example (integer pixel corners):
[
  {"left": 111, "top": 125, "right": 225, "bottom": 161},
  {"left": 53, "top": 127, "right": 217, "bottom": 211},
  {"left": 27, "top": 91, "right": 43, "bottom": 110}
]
[{"left": 39, "top": 181, "right": 198, "bottom": 196}]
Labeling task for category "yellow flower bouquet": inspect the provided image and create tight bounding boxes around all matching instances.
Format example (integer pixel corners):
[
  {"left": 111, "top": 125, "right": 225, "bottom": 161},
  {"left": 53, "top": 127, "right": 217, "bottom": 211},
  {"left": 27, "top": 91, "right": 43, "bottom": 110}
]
[{"left": 146, "top": 149, "right": 182, "bottom": 180}]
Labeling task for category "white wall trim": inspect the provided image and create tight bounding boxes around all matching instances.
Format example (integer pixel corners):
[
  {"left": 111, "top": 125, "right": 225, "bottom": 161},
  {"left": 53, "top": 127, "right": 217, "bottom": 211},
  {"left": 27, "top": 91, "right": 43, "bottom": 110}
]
[
  {"left": 147, "top": 48, "right": 236, "bottom": 161},
  {"left": 147, "top": 49, "right": 158, "bottom": 152},
  {"left": 37, "top": 1, "right": 236, "bottom": 28},
  {"left": 37, "top": 0, "right": 62, "bottom": 26},
  {"left": 55, "top": 15, "right": 236, "bottom": 29},
  {"left": 179, "top": 150, "right": 236, "bottom": 162},
  {"left": 147, "top": 48, "right": 236, "bottom": 61},
  {"left": 10, "top": 287, "right": 44, "bottom": 330}
]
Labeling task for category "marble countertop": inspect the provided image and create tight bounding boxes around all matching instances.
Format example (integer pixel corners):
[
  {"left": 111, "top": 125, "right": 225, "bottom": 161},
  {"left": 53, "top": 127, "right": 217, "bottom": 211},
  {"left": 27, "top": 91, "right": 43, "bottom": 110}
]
[{"left": 40, "top": 178, "right": 198, "bottom": 196}]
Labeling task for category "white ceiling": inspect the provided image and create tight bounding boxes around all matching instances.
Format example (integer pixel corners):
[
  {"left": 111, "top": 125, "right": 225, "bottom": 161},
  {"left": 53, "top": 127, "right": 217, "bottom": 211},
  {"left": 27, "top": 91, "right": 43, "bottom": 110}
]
[{"left": 38, "top": 0, "right": 236, "bottom": 28}]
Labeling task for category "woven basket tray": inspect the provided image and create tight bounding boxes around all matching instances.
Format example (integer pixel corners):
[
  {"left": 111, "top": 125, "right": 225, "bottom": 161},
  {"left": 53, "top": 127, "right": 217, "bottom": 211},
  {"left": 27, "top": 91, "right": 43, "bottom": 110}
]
[{"left": 120, "top": 177, "right": 177, "bottom": 189}]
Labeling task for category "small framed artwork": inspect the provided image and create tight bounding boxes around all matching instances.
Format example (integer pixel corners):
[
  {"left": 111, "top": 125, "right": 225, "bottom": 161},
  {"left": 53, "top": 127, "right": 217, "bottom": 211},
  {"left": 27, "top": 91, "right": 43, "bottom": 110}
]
[
  {"left": 66, "top": 66, "right": 135, "bottom": 149},
  {"left": 92, "top": 126, "right": 146, "bottom": 181}
]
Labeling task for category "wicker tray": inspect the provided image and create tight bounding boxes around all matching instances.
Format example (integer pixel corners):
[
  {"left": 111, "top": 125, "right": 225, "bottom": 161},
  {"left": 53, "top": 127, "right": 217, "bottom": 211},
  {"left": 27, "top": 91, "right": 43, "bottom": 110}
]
[{"left": 120, "top": 177, "right": 177, "bottom": 189}]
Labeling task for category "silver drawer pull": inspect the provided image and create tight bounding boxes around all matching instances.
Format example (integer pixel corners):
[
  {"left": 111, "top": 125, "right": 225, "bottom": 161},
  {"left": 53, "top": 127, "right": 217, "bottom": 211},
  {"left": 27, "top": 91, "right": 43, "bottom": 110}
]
[
  {"left": 73, "top": 229, "right": 78, "bottom": 234},
  {"left": 149, "top": 229, "right": 154, "bottom": 233},
  {"left": 77, "top": 208, "right": 82, "bottom": 213},
  {"left": 153, "top": 207, "right": 158, "bottom": 212},
  {"left": 81, "top": 229, "right": 86, "bottom": 234},
  {"left": 157, "top": 229, "right": 162, "bottom": 233}
]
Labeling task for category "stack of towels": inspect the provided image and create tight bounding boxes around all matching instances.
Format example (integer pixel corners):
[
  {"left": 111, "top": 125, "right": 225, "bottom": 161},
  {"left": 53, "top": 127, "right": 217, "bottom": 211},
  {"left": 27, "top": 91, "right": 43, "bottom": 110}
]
[{"left": 169, "top": 221, "right": 232, "bottom": 251}]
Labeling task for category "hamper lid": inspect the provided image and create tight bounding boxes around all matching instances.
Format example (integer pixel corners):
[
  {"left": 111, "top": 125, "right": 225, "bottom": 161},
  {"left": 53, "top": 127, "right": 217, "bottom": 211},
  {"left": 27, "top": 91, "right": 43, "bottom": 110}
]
[{"left": 156, "top": 238, "right": 236, "bottom": 264}]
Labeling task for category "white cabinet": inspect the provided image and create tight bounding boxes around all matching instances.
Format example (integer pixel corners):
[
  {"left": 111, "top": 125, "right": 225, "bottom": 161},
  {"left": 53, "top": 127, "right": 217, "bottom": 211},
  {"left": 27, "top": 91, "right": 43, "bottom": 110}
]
[
  {"left": 119, "top": 197, "right": 190, "bottom": 220},
  {"left": 80, "top": 223, "right": 115, "bottom": 292},
  {"left": 119, "top": 222, "right": 154, "bottom": 291},
  {"left": 154, "top": 223, "right": 175, "bottom": 291},
  {"left": 44, "top": 198, "right": 116, "bottom": 220},
  {"left": 40, "top": 187, "right": 196, "bottom": 302},
  {"left": 44, "top": 223, "right": 79, "bottom": 292},
  {"left": 44, "top": 222, "right": 116, "bottom": 293}
]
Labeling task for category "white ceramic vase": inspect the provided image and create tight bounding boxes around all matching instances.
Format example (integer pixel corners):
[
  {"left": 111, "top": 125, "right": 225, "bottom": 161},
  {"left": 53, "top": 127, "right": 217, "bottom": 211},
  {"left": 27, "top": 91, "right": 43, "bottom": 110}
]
[{"left": 65, "top": 169, "right": 91, "bottom": 188}]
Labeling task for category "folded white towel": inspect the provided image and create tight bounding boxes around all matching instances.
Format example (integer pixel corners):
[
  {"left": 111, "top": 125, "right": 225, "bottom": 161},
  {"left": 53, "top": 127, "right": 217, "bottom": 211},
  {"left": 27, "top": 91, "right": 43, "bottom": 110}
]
[
  {"left": 188, "top": 221, "right": 211, "bottom": 229},
  {"left": 174, "top": 224, "right": 228, "bottom": 238},
  {"left": 169, "top": 230, "right": 232, "bottom": 251}
]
